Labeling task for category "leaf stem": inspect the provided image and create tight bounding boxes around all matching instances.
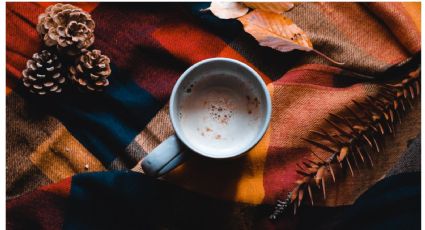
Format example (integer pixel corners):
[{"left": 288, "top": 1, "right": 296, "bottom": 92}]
[{"left": 312, "top": 49, "right": 345, "bottom": 66}]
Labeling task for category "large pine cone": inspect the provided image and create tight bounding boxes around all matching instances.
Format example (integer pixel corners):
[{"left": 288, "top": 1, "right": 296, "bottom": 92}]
[
  {"left": 22, "top": 50, "right": 66, "bottom": 95},
  {"left": 36, "top": 3, "right": 95, "bottom": 56},
  {"left": 69, "top": 50, "right": 111, "bottom": 91}
]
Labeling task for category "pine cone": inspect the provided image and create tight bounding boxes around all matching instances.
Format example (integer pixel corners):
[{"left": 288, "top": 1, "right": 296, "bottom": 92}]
[
  {"left": 22, "top": 50, "right": 66, "bottom": 95},
  {"left": 69, "top": 50, "right": 111, "bottom": 91},
  {"left": 36, "top": 3, "right": 95, "bottom": 56}
]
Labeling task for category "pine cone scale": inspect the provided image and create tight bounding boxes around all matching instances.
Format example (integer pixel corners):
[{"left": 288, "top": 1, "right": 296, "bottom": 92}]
[
  {"left": 69, "top": 50, "right": 111, "bottom": 92},
  {"left": 90, "top": 73, "right": 99, "bottom": 80},
  {"left": 25, "top": 3, "right": 111, "bottom": 95},
  {"left": 21, "top": 50, "right": 66, "bottom": 95},
  {"left": 37, "top": 3, "right": 95, "bottom": 55}
]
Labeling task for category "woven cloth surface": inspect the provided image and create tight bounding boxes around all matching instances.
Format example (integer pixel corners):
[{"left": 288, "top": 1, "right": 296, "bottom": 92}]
[{"left": 6, "top": 2, "right": 421, "bottom": 229}]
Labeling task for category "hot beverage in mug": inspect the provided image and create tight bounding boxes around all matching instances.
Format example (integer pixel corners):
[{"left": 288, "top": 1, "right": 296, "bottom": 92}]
[
  {"left": 142, "top": 58, "right": 271, "bottom": 176},
  {"left": 178, "top": 73, "right": 265, "bottom": 158}
]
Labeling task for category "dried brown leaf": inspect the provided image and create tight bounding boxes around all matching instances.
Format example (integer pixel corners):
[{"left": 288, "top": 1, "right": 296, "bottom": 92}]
[
  {"left": 208, "top": 2, "right": 249, "bottom": 19},
  {"left": 238, "top": 9, "right": 344, "bottom": 65},
  {"left": 243, "top": 2, "right": 295, "bottom": 13},
  {"left": 238, "top": 10, "right": 312, "bottom": 52}
]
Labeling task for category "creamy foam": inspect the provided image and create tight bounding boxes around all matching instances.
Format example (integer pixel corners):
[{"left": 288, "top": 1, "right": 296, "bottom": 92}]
[{"left": 177, "top": 74, "right": 263, "bottom": 157}]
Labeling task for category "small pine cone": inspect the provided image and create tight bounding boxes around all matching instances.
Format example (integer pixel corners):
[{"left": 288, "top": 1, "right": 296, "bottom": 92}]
[
  {"left": 36, "top": 3, "right": 95, "bottom": 56},
  {"left": 22, "top": 50, "right": 66, "bottom": 95},
  {"left": 69, "top": 50, "right": 111, "bottom": 91}
]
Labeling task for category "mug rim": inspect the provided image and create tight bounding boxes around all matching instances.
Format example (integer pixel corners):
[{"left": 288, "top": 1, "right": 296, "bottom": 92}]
[{"left": 169, "top": 57, "right": 272, "bottom": 159}]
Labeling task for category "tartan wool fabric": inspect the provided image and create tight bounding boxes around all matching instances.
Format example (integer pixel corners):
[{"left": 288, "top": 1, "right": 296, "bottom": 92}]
[{"left": 6, "top": 2, "right": 421, "bottom": 229}]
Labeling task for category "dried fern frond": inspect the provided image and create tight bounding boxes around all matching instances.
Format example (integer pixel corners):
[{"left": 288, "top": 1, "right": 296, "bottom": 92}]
[{"left": 270, "top": 67, "right": 420, "bottom": 220}]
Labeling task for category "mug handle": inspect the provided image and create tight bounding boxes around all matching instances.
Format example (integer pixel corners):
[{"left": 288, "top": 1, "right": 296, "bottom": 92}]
[{"left": 141, "top": 135, "right": 187, "bottom": 177}]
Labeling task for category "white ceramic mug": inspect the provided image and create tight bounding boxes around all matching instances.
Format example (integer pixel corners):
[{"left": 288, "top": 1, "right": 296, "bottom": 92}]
[{"left": 141, "top": 58, "right": 271, "bottom": 177}]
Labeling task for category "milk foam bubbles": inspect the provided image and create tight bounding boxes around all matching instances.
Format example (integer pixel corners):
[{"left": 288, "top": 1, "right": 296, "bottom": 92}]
[{"left": 178, "top": 74, "right": 263, "bottom": 157}]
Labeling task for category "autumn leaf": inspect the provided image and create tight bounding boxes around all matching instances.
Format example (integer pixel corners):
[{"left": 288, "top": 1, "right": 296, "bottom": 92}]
[
  {"left": 238, "top": 9, "right": 344, "bottom": 65},
  {"left": 207, "top": 2, "right": 249, "bottom": 19},
  {"left": 238, "top": 9, "right": 312, "bottom": 52},
  {"left": 243, "top": 2, "right": 295, "bottom": 13}
]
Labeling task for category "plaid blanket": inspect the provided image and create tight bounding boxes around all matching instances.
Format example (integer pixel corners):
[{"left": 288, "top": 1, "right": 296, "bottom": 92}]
[{"left": 6, "top": 2, "right": 421, "bottom": 229}]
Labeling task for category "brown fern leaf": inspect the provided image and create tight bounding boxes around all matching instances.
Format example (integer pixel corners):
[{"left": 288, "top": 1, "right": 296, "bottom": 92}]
[{"left": 269, "top": 67, "right": 420, "bottom": 220}]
